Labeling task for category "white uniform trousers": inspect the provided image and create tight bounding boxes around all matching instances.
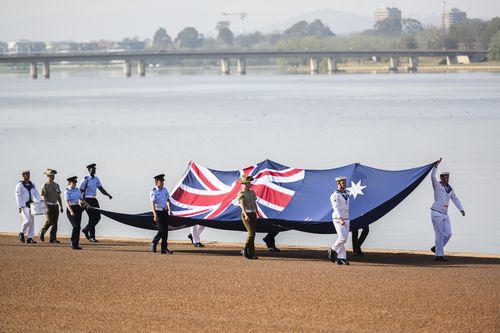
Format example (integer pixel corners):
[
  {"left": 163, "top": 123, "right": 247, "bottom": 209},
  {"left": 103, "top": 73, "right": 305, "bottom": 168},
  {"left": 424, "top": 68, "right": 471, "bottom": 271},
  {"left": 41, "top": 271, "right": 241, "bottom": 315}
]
[
  {"left": 431, "top": 211, "right": 452, "bottom": 257},
  {"left": 331, "top": 219, "right": 350, "bottom": 260},
  {"left": 190, "top": 225, "right": 205, "bottom": 244},
  {"left": 20, "top": 207, "right": 35, "bottom": 238}
]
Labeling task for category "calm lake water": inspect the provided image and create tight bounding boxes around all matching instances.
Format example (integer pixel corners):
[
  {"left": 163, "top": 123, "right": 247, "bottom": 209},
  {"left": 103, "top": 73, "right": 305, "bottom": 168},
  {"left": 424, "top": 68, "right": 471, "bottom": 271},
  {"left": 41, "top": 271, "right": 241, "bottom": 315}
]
[{"left": 1, "top": 70, "right": 499, "bottom": 254}]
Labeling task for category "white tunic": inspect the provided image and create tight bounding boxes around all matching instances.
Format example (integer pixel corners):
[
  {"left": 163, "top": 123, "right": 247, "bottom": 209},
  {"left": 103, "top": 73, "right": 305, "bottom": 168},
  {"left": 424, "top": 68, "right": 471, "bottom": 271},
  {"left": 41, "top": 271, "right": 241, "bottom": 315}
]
[
  {"left": 430, "top": 167, "right": 464, "bottom": 215},
  {"left": 15, "top": 181, "right": 42, "bottom": 208},
  {"left": 330, "top": 190, "right": 349, "bottom": 220}
]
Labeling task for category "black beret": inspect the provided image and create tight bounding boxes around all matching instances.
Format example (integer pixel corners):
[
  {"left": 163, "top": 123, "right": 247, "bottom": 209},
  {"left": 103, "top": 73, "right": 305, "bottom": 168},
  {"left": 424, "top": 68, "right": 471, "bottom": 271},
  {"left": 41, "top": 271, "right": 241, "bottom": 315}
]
[{"left": 86, "top": 163, "right": 96, "bottom": 170}]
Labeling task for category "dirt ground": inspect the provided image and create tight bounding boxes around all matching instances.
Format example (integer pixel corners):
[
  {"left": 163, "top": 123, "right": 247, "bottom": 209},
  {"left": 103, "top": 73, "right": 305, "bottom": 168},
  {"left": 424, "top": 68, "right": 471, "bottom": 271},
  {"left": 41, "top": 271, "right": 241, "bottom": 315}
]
[{"left": 0, "top": 234, "right": 498, "bottom": 332}]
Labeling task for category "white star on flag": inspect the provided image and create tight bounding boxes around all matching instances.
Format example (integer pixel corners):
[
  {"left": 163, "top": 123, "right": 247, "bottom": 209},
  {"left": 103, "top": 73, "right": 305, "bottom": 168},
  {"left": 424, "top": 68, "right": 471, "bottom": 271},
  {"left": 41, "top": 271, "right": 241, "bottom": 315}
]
[{"left": 347, "top": 180, "right": 367, "bottom": 199}]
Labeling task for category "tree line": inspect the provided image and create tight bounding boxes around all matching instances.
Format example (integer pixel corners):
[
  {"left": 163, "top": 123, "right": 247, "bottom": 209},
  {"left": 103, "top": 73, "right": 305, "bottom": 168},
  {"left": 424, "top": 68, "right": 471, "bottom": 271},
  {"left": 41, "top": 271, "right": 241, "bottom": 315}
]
[{"left": 138, "top": 16, "right": 500, "bottom": 61}]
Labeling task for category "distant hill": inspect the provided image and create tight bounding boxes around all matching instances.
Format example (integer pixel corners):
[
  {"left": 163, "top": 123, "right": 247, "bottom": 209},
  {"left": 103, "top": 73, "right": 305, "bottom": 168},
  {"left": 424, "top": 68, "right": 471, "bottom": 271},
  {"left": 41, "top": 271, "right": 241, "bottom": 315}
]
[{"left": 259, "top": 9, "right": 373, "bottom": 35}]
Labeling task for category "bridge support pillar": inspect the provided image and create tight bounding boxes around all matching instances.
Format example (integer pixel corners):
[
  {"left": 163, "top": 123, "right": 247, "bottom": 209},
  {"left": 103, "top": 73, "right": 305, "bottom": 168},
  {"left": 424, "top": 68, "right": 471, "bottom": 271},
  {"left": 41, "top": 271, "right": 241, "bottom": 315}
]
[
  {"left": 310, "top": 58, "right": 319, "bottom": 75},
  {"left": 237, "top": 58, "right": 246, "bottom": 75},
  {"left": 137, "top": 60, "right": 146, "bottom": 76},
  {"left": 42, "top": 61, "right": 50, "bottom": 79},
  {"left": 408, "top": 56, "right": 418, "bottom": 72},
  {"left": 446, "top": 56, "right": 457, "bottom": 65},
  {"left": 124, "top": 60, "right": 131, "bottom": 77},
  {"left": 327, "top": 57, "right": 338, "bottom": 74},
  {"left": 389, "top": 57, "right": 400, "bottom": 72},
  {"left": 220, "top": 58, "right": 230, "bottom": 75},
  {"left": 30, "top": 62, "right": 38, "bottom": 79}
]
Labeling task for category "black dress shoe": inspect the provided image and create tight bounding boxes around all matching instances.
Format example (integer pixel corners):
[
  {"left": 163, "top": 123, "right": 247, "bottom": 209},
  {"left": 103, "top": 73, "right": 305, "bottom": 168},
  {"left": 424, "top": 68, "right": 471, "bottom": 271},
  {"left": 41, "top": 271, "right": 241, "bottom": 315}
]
[
  {"left": 328, "top": 248, "right": 337, "bottom": 262},
  {"left": 188, "top": 234, "right": 194, "bottom": 244},
  {"left": 82, "top": 229, "right": 90, "bottom": 241},
  {"left": 435, "top": 256, "right": 448, "bottom": 261},
  {"left": 431, "top": 246, "right": 436, "bottom": 253},
  {"left": 353, "top": 250, "right": 364, "bottom": 257},
  {"left": 19, "top": 232, "right": 25, "bottom": 243},
  {"left": 89, "top": 238, "right": 99, "bottom": 243},
  {"left": 150, "top": 242, "right": 157, "bottom": 253},
  {"left": 250, "top": 255, "right": 259, "bottom": 260},
  {"left": 241, "top": 248, "right": 252, "bottom": 259},
  {"left": 268, "top": 247, "right": 280, "bottom": 252},
  {"left": 50, "top": 239, "right": 61, "bottom": 244},
  {"left": 161, "top": 248, "right": 173, "bottom": 254},
  {"left": 39, "top": 232, "right": 45, "bottom": 242},
  {"left": 337, "top": 259, "right": 350, "bottom": 265},
  {"left": 26, "top": 238, "right": 37, "bottom": 244},
  {"left": 71, "top": 245, "right": 82, "bottom": 250},
  {"left": 194, "top": 242, "right": 205, "bottom": 248}
]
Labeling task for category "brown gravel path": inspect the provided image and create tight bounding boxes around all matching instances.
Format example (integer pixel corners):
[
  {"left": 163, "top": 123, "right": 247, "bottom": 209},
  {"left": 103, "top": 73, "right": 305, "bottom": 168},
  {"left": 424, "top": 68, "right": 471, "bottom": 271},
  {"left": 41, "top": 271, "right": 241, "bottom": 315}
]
[{"left": 0, "top": 234, "right": 499, "bottom": 332}]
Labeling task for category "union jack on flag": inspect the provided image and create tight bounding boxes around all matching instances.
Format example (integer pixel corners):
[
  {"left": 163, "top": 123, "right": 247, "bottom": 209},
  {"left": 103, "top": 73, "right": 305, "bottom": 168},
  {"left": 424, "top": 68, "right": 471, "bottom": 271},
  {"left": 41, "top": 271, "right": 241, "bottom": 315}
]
[{"left": 170, "top": 160, "right": 305, "bottom": 220}]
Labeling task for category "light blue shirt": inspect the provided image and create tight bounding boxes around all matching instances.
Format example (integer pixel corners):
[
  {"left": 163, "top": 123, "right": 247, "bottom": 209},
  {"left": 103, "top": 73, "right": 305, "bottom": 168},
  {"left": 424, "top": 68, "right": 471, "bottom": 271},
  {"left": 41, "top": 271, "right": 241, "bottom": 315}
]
[
  {"left": 79, "top": 175, "right": 102, "bottom": 198},
  {"left": 65, "top": 187, "right": 81, "bottom": 205},
  {"left": 150, "top": 186, "right": 170, "bottom": 210}
]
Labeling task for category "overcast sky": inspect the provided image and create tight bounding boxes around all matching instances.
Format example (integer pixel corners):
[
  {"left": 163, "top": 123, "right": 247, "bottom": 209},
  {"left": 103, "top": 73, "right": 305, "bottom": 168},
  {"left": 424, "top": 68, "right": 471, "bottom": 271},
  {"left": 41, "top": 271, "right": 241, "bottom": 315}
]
[{"left": 1, "top": 0, "right": 499, "bottom": 41}]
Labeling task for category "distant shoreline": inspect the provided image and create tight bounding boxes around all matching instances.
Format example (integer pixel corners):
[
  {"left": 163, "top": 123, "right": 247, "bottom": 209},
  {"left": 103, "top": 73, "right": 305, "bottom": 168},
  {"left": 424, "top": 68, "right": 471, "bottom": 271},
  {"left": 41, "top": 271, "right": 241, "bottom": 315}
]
[{"left": 2, "top": 62, "right": 500, "bottom": 75}]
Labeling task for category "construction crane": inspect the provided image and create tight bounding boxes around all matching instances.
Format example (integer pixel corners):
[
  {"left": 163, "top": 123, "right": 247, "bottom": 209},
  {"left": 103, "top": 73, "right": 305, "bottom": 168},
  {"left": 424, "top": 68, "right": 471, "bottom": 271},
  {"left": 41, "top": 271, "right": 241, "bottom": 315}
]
[{"left": 222, "top": 12, "right": 248, "bottom": 34}]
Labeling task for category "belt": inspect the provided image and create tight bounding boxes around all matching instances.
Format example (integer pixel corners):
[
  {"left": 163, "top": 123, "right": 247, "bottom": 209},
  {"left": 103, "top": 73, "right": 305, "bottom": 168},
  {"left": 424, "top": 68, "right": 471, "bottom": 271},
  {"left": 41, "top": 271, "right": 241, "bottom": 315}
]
[
  {"left": 431, "top": 208, "right": 447, "bottom": 215},
  {"left": 155, "top": 208, "right": 168, "bottom": 211},
  {"left": 85, "top": 196, "right": 96, "bottom": 199},
  {"left": 46, "top": 202, "right": 58, "bottom": 206},
  {"left": 245, "top": 210, "right": 256, "bottom": 213}
]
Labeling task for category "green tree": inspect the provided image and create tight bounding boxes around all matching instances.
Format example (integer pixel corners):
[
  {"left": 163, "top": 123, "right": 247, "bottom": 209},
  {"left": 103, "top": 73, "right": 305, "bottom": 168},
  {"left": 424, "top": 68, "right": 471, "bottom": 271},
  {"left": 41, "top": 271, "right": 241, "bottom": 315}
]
[
  {"left": 398, "top": 35, "right": 418, "bottom": 49},
  {"left": 402, "top": 18, "right": 423, "bottom": 34},
  {"left": 449, "top": 19, "right": 487, "bottom": 50},
  {"left": 175, "top": 27, "right": 204, "bottom": 49},
  {"left": 307, "top": 19, "right": 335, "bottom": 38},
  {"left": 489, "top": 31, "right": 500, "bottom": 60},
  {"left": 235, "top": 31, "right": 265, "bottom": 48},
  {"left": 374, "top": 17, "right": 402, "bottom": 36},
  {"left": 152, "top": 27, "right": 172, "bottom": 50},
  {"left": 479, "top": 17, "right": 500, "bottom": 48},
  {"left": 215, "top": 21, "right": 234, "bottom": 46}
]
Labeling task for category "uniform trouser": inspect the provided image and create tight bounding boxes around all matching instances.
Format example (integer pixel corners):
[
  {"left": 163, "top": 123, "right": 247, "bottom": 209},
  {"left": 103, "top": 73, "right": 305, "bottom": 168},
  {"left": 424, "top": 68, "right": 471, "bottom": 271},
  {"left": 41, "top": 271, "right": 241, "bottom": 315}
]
[
  {"left": 82, "top": 198, "right": 100, "bottom": 239},
  {"left": 41, "top": 205, "right": 59, "bottom": 241},
  {"left": 20, "top": 207, "right": 35, "bottom": 238},
  {"left": 67, "top": 205, "right": 83, "bottom": 246},
  {"left": 352, "top": 226, "right": 370, "bottom": 252},
  {"left": 263, "top": 230, "right": 279, "bottom": 248},
  {"left": 431, "top": 211, "right": 452, "bottom": 257},
  {"left": 242, "top": 212, "right": 257, "bottom": 256},
  {"left": 331, "top": 219, "right": 350, "bottom": 260},
  {"left": 190, "top": 225, "right": 205, "bottom": 244},
  {"left": 152, "top": 211, "right": 169, "bottom": 251}
]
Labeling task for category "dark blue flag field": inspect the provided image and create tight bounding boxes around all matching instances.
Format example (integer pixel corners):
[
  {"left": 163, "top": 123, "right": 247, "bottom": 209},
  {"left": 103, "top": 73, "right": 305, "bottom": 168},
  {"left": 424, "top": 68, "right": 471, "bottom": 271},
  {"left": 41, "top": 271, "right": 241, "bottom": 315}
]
[{"left": 97, "top": 160, "right": 435, "bottom": 234}]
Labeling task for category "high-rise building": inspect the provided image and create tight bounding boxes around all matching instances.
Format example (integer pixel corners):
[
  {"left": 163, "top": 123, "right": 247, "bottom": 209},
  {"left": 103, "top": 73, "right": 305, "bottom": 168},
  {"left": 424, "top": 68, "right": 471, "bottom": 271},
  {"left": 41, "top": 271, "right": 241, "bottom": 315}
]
[
  {"left": 442, "top": 8, "right": 467, "bottom": 31},
  {"left": 374, "top": 7, "right": 402, "bottom": 25}
]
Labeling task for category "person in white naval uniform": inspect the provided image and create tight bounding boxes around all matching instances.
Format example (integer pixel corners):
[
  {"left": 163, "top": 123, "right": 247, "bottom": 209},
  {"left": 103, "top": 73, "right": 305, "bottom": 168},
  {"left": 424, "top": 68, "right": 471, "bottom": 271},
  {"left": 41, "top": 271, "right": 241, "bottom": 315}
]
[
  {"left": 430, "top": 158, "right": 465, "bottom": 261},
  {"left": 15, "top": 170, "right": 42, "bottom": 244},
  {"left": 188, "top": 225, "right": 205, "bottom": 248},
  {"left": 328, "top": 176, "right": 350, "bottom": 265}
]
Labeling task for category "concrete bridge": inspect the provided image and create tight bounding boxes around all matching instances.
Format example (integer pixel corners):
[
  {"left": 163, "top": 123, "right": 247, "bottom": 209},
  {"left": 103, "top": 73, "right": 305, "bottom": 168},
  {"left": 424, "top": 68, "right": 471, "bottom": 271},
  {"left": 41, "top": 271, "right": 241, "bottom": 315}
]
[{"left": 0, "top": 49, "right": 489, "bottom": 78}]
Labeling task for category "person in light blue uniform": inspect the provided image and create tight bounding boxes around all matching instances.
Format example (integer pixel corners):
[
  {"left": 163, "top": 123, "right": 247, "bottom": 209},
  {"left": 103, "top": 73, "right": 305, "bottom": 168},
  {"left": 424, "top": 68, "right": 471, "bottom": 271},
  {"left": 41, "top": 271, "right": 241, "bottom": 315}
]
[
  {"left": 150, "top": 174, "right": 173, "bottom": 254},
  {"left": 65, "top": 176, "right": 87, "bottom": 250},
  {"left": 79, "top": 163, "right": 112, "bottom": 243}
]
